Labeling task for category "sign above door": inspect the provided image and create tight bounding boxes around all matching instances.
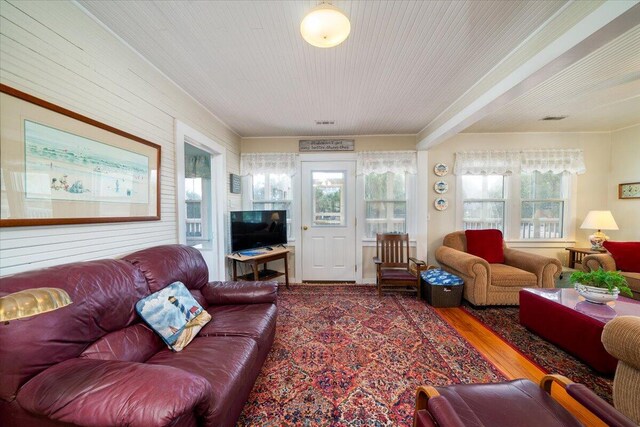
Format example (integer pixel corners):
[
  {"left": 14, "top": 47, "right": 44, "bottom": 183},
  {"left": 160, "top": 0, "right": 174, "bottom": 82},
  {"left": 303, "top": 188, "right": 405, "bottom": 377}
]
[{"left": 299, "top": 139, "right": 354, "bottom": 152}]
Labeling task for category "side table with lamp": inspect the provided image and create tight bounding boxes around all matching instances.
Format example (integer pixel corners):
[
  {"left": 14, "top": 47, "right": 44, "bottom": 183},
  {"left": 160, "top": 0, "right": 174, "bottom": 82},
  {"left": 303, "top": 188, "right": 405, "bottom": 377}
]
[{"left": 580, "top": 210, "right": 619, "bottom": 251}]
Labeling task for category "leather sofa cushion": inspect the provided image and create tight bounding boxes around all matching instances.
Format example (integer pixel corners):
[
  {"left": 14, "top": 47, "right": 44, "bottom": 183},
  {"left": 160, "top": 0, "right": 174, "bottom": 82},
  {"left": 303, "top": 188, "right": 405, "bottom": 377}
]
[
  {"left": 199, "top": 303, "right": 277, "bottom": 352},
  {"left": 80, "top": 323, "right": 164, "bottom": 362},
  {"left": 124, "top": 244, "right": 209, "bottom": 293},
  {"left": 0, "top": 259, "right": 149, "bottom": 401},
  {"left": 489, "top": 264, "right": 537, "bottom": 287},
  {"left": 465, "top": 229, "right": 505, "bottom": 263},
  {"left": 435, "top": 379, "right": 582, "bottom": 427},
  {"left": 147, "top": 336, "right": 258, "bottom": 427}
]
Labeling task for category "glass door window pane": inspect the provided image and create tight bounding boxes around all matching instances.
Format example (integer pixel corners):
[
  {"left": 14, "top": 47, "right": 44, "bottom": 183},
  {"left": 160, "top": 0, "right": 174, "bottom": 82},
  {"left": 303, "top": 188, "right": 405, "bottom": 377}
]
[
  {"left": 312, "top": 171, "right": 345, "bottom": 226},
  {"left": 185, "top": 144, "right": 212, "bottom": 249}
]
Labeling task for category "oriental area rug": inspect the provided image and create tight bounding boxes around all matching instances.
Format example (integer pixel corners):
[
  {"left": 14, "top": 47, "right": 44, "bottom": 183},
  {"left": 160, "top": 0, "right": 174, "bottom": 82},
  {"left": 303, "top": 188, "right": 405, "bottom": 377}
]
[
  {"left": 237, "top": 285, "right": 505, "bottom": 426},
  {"left": 462, "top": 304, "right": 613, "bottom": 404}
]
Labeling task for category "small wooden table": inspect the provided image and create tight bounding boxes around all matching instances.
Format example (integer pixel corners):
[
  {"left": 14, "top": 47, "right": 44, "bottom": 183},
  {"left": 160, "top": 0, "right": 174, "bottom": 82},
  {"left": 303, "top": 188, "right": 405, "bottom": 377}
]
[
  {"left": 227, "top": 247, "right": 290, "bottom": 289},
  {"left": 565, "top": 247, "right": 600, "bottom": 269}
]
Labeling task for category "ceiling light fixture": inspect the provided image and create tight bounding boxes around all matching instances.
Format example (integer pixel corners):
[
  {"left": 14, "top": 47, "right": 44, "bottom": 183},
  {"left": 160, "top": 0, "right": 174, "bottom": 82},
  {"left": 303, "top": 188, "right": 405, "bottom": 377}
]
[{"left": 300, "top": 2, "right": 351, "bottom": 48}]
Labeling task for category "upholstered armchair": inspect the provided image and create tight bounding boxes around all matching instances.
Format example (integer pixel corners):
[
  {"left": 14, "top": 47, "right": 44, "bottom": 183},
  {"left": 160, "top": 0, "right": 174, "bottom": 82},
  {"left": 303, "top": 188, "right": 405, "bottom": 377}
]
[
  {"left": 582, "top": 241, "right": 640, "bottom": 300},
  {"left": 602, "top": 316, "right": 640, "bottom": 424},
  {"left": 435, "top": 231, "right": 561, "bottom": 306}
]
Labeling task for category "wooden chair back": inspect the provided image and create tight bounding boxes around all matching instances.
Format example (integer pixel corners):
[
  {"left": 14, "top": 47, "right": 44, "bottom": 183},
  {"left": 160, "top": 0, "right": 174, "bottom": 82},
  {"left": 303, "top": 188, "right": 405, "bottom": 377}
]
[{"left": 376, "top": 233, "right": 410, "bottom": 269}]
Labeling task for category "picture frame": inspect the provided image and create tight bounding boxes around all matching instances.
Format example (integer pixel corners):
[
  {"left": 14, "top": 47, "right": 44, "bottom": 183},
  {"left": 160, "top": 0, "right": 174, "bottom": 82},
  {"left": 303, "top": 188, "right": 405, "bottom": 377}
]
[
  {"left": 618, "top": 182, "right": 640, "bottom": 199},
  {"left": 1, "top": 84, "right": 161, "bottom": 226}
]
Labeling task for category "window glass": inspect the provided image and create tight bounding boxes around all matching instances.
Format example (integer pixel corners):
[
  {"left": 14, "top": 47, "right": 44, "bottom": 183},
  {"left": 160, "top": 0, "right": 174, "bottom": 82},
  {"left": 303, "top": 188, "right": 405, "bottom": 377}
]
[
  {"left": 312, "top": 171, "right": 345, "bottom": 226},
  {"left": 461, "top": 175, "right": 505, "bottom": 232},
  {"left": 364, "top": 172, "right": 407, "bottom": 237},
  {"left": 460, "top": 172, "right": 569, "bottom": 240},
  {"left": 520, "top": 171, "right": 565, "bottom": 239},
  {"left": 184, "top": 144, "right": 212, "bottom": 249},
  {"left": 251, "top": 173, "right": 293, "bottom": 239}
]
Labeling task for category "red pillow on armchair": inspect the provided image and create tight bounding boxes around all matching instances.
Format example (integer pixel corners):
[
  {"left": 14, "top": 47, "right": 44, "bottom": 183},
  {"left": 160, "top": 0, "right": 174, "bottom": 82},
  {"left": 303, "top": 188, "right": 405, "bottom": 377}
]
[
  {"left": 603, "top": 241, "right": 640, "bottom": 273},
  {"left": 465, "top": 229, "right": 505, "bottom": 263}
]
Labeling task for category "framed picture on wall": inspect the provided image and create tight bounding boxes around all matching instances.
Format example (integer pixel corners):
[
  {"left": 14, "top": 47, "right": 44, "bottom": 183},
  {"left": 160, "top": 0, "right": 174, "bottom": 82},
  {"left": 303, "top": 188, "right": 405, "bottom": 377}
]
[
  {"left": 618, "top": 182, "right": 640, "bottom": 199},
  {"left": 0, "top": 84, "right": 161, "bottom": 227}
]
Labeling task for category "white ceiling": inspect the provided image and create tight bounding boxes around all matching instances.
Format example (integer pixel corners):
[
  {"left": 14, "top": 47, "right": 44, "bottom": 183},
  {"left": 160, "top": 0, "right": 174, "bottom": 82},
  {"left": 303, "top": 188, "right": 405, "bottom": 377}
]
[
  {"left": 77, "top": 0, "right": 639, "bottom": 138},
  {"left": 466, "top": 24, "right": 640, "bottom": 133}
]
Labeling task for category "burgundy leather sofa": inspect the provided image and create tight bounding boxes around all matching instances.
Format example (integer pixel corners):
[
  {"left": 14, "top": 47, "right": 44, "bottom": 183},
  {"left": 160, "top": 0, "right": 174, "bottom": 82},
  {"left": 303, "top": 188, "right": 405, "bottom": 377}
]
[{"left": 0, "top": 244, "right": 278, "bottom": 427}]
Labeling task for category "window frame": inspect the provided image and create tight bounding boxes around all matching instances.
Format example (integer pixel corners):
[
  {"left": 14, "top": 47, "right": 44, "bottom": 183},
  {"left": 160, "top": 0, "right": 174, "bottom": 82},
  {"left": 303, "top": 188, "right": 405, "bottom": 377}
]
[
  {"left": 457, "top": 172, "right": 575, "bottom": 244},
  {"left": 362, "top": 171, "right": 416, "bottom": 241},
  {"left": 242, "top": 172, "right": 295, "bottom": 241}
]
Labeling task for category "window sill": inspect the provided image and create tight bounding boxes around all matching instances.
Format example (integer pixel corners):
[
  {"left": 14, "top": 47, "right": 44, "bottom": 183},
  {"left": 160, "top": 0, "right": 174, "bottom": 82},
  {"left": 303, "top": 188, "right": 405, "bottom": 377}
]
[{"left": 505, "top": 240, "right": 576, "bottom": 249}]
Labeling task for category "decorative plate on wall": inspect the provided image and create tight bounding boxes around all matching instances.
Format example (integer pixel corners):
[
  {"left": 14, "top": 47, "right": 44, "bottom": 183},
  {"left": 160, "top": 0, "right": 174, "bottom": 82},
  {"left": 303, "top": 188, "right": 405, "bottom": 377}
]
[
  {"left": 434, "top": 197, "right": 448, "bottom": 211},
  {"left": 434, "top": 180, "right": 448, "bottom": 194},
  {"left": 434, "top": 163, "right": 449, "bottom": 176}
]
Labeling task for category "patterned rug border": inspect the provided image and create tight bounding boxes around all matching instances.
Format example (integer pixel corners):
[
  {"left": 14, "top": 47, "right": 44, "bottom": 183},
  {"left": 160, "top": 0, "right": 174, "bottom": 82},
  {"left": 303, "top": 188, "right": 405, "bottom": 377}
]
[{"left": 459, "top": 304, "right": 551, "bottom": 375}]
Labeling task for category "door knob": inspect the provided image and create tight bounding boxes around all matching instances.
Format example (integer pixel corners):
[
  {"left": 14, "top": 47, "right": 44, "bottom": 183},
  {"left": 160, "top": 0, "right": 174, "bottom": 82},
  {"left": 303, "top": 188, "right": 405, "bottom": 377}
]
[{"left": 303, "top": 226, "right": 308, "bottom": 230}]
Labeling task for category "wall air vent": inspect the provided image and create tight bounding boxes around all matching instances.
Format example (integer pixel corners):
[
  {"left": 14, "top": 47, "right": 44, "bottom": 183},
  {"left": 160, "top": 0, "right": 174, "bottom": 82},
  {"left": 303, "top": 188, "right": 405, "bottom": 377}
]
[
  {"left": 315, "top": 120, "right": 335, "bottom": 125},
  {"left": 540, "top": 115, "right": 568, "bottom": 121}
]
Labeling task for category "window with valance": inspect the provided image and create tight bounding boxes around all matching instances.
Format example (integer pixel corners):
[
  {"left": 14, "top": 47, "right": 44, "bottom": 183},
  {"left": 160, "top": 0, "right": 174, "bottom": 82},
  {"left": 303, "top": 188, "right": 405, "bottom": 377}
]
[
  {"left": 358, "top": 151, "right": 417, "bottom": 238},
  {"left": 240, "top": 153, "right": 298, "bottom": 239},
  {"left": 455, "top": 149, "right": 585, "bottom": 240}
]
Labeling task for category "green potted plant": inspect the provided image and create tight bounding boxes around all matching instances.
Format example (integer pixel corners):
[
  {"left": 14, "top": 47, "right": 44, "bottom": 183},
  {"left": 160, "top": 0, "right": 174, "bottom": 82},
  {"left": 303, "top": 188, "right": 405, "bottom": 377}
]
[{"left": 570, "top": 268, "right": 633, "bottom": 304}]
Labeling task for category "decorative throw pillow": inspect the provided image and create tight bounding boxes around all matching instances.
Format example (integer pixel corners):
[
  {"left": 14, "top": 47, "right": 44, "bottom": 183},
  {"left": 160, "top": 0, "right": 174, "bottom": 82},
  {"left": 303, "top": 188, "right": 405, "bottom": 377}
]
[
  {"left": 465, "top": 229, "right": 505, "bottom": 263},
  {"left": 603, "top": 241, "right": 640, "bottom": 273},
  {"left": 136, "top": 282, "right": 211, "bottom": 352}
]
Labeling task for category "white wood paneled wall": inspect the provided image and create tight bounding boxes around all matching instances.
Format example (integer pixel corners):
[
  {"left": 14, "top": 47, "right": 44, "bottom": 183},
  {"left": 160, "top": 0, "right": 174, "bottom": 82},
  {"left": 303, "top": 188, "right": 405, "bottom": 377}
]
[{"left": 0, "top": 0, "right": 241, "bottom": 276}]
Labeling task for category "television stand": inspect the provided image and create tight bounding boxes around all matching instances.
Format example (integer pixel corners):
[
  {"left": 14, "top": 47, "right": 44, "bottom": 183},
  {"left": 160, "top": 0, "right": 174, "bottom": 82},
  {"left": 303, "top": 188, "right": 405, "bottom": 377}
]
[{"left": 227, "top": 247, "right": 290, "bottom": 289}]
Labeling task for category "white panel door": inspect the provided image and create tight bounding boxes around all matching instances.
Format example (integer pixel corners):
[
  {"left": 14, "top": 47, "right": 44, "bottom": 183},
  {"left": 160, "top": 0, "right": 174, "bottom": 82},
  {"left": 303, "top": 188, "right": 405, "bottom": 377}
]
[{"left": 301, "top": 161, "right": 356, "bottom": 281}]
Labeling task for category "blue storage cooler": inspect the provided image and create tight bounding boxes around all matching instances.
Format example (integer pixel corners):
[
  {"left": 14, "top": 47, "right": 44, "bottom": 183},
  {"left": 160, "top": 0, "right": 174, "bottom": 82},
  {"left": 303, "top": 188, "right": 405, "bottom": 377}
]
[{"left": 420, "top": 268, "right": 464, "bottom": 307}]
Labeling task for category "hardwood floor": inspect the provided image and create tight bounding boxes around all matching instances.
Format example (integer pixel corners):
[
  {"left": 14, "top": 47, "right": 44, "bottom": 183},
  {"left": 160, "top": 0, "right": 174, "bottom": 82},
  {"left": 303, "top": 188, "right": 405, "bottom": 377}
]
[{"left": 435, "top": 306, "right": 607, "bottom": 426}]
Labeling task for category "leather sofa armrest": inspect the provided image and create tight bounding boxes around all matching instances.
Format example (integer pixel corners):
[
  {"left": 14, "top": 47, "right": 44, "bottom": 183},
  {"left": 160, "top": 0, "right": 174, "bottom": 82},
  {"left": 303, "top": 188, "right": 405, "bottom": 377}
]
[
  {"left": 503, "top": 248, "right": 561, "bottom": 287},
  {"left": 565, "top": 383, "right": 636, "bottom": 427},
  {"left": 582, "top": 253, "right": 616, "bottom": 272},
  {"left": 17, "top": 358, "right": 212, "bottom": 427},
  {"left": 202, "top": 280, "right": 278, "bottom": 305},
  {"left": 426, "top": 396, "right": 467, "bottom": 427},
  {"left": 435, "top": 246, "right": 489, "bottom": 277},
  {"left": 602, "top": 316, "right": 640, "bottom": 370}
]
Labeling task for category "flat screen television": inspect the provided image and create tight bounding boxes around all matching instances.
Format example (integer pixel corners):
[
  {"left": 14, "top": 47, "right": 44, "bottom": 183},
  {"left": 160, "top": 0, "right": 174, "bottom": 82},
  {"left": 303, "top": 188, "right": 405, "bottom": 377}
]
[{"left": 230, "top": 210, "right": 287, "bottom": 253}]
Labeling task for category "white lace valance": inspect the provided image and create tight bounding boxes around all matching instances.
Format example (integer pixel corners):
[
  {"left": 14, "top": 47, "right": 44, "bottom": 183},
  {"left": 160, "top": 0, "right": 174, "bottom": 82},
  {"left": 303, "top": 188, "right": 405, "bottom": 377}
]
[
  {"left": 455, "top": 149, "right": 586, "bottom": 175},
  {"left": 454, "top": 151, "right": 520, "bottom": 175},
  {"left": 240, "top": 153, "right": 298, "bottom": 176},
  {"left": 357, "top": 151, "right": 417, "bottom": 175},
  {"left": 520, "top": 149, "right": 585, "bottom": 174}
]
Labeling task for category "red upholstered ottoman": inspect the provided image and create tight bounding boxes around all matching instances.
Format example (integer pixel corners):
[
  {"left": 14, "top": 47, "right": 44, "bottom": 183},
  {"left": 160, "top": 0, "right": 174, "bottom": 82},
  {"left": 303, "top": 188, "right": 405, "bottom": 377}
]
[{"left": 519, "top": 288, "right": 640, "bottom": 374}]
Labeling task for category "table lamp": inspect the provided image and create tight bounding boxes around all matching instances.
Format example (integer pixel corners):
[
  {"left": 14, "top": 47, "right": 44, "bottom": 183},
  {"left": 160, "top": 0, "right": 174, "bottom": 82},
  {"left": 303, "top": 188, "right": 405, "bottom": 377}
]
[
  {"left": 580, "top": 210, "right": 618, "bottom": 251},
  {"left": 0, "top": 287, "right": 72, "bottom": 324}
]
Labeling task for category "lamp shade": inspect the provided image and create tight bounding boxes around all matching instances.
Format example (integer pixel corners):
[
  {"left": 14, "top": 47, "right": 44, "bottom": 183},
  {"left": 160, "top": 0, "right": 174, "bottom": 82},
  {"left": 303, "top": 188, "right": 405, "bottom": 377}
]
[
  {"left": 580, "top": 210, "right": 619, "bottom": 230},
  {"left": 0, "top": 288, "right": 72, "bottom": 322},
  {"left": 300, "top": 3, "right": 351, "bottom": 48}
]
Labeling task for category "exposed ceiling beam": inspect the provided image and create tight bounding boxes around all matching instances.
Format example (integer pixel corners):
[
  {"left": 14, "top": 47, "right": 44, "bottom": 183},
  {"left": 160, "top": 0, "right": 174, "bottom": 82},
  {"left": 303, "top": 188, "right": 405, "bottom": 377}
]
[{"left": 417, "top": 1, "right": 640, "bottom": 150}]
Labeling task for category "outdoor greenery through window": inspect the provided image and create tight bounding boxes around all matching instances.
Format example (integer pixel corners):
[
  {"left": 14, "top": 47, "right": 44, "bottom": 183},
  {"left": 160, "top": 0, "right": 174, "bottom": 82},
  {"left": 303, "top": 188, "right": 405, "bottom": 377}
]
[
  {"left": 252, "top": 173, "right": 293, "bottom": 238},
  {"left": 461, "top": 175, "right": 505, "bottom": 232},
  {"left": 461, "top": 172, "right": 568, "bottom": 240},
  {"left": 520, "top": 171, "right": 565, "bottom": 239},
  {"left": 364, "top": 172, "right": 406, "bottom": 237},
  {"left": 312, "top": 171, "right": 345, "bottom": 226}
]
